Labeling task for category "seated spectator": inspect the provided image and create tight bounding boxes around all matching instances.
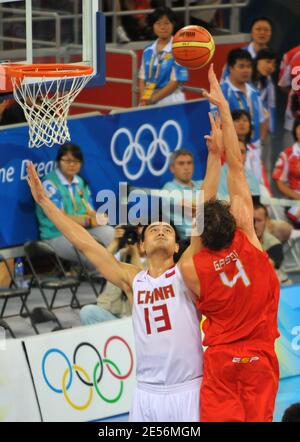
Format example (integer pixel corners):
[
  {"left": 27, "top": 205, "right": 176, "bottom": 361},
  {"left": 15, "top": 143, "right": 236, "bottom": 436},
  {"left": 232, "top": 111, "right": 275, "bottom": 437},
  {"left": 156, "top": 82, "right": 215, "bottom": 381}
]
[
  {"left": 254, "top": 202, "right": 284, "bottom": 269},
  {"left": 0, "top": 99, "right": 26, "bottom": 125},
  {"left": 121, "top": 0, "right": 153, "bottom": 42},
  {"left": 218, "top": 49, "right": 267, "bottom": 160},
  {"left": 138, "top": 6, "right": 188, "bottom": 106},
  {"left": 282, "top": 403, "right": 300, "bottom": 422},
  {"left": 278, "top": 45, "right": 300, "bottom": 147},
  {"left": 253, "top": 202, "right": 291, "bottom": 284},
  {"left": 187, "top": 0, "right": 222, "bottom": 32},
  {"left": 80, "top": 225, "right": 146, "bottom": 325},
  {"left": 221, "top": 16, "right": 273, "bottom": 80},
  {"left": 272, "top": 117, "right": 300, "bottom": 228},
  {"left": 220, "top": 120, "right": 292, "bottom": 244},
  {"left": 217, "top": 139, "right": 260, "bottom": 199},
  {"left": 162, "top": 149, "right": 202, "bottom": 240},
  {"left": 36, "top": 143, "right": 114, "bottom": 268}
]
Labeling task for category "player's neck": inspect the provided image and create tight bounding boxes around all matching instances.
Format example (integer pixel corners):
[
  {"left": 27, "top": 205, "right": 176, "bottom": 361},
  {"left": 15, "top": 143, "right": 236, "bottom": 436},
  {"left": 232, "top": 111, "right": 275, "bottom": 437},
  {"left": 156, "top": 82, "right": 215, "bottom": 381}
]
[{"left": 147, "top": 256, "right": 175, "bottom": 278}]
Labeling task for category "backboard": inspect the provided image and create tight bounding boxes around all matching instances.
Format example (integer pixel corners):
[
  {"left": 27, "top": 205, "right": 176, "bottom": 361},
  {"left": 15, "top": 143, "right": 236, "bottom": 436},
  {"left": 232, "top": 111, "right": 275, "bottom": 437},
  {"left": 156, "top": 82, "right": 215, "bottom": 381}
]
[{"left": 0, "top": 0, "right": 105, "bottom": 98}]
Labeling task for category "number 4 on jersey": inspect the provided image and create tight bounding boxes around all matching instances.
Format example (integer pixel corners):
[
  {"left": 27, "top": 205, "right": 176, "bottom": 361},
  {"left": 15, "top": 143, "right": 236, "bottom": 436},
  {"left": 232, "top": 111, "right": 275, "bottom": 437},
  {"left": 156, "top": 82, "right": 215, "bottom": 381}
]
[{"left": 219, "top": 259, "right": 251, "bottom": 288}]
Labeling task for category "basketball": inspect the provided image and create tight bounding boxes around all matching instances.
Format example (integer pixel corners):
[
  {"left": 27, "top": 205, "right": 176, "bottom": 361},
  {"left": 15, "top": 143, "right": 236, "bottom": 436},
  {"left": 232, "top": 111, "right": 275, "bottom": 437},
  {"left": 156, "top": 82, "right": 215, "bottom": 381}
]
[{"left": 172, "top": 25, "right": 215, "bottom": 70}]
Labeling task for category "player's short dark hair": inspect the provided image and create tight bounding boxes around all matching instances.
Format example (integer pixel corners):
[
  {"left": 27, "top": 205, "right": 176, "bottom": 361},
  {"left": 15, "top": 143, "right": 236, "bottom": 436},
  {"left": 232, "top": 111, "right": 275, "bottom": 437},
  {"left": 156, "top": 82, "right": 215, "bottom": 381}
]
[
  {"left": 56, "top": 143, "right": 84, "bottom": 163},
  {"left": 250, "top": 16, "right": 273, "bottom": 31},
  {"left": 140, "top": 221, "right": 179, "bottom": 243},
  {"left": 292, "top": 117, "right": 300, "bottom": 142},
  {"left": 227, "top": 48, "right": 253, "bottom": 67},
  {"left": 198, "top": 200, "right": 236, "bottom": 251},
  {"left": 282, "top": 403, "right": 300, "bottom": 422},
  {"left": 253, "top": 202, "right": 269, "bottom": 218},
  {"left": 148, "top": 7, "right": 177, "bottom": 27},
  {"left": 169, "top": 149, "right": 194, "bottom": 166}
]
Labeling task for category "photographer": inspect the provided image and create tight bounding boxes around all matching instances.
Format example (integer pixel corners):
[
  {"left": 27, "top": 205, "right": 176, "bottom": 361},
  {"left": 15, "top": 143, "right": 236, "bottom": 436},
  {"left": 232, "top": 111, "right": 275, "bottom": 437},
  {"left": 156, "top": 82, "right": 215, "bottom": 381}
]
[{"left": 79, "top": 225, "right": 146, "bottom": 325}]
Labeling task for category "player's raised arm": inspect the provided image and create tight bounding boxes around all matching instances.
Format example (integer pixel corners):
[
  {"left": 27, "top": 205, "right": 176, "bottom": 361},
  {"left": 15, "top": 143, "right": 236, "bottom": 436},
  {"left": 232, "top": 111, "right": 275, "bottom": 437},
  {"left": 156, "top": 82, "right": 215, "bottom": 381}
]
[
  {"left": 201, "top": 111, "right": 223, "bottom": 202},
  {"left": 26, "top": 161, "right": 138, "bottom": 299},
  {"left": 203, "top": 64, "right": 260, "bottom": 248}
]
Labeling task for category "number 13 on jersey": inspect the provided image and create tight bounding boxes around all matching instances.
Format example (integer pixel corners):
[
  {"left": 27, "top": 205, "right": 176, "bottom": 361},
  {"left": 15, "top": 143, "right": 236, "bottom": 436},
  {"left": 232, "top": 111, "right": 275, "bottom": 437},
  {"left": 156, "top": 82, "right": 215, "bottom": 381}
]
[{"left": 144, "top": 304, "right": 172, "bottom": 335}]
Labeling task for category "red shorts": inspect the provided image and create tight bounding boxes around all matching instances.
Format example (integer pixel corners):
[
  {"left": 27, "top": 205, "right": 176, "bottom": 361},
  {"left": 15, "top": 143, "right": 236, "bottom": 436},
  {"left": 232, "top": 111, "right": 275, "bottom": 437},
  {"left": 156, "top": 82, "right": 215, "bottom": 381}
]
[{"left": 200, "top": 343, "right": 279, "bottom": 422}]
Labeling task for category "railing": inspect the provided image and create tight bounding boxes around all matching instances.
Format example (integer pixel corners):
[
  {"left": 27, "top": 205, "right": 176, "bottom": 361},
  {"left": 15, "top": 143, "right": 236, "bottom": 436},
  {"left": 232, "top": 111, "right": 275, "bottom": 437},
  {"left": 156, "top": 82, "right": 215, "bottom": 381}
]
[
  {"left": 73, "top": 47, "right": 139, "bottom": 111},
  {"left": 0, "top": 6, "right": 83, "bottom": 63},
  {"left": 99, "top": 0, "right": 250, "bottom": 44},
  {"left": 0, "top": 1, "right": 249, "bottom": 111}
]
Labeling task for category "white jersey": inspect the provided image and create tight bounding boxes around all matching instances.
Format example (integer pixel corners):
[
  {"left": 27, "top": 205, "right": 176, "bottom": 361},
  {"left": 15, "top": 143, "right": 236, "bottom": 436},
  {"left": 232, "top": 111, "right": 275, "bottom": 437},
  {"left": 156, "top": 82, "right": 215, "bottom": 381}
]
[{"left": 132, "top": 265, "right": 203, "bottom": 385}]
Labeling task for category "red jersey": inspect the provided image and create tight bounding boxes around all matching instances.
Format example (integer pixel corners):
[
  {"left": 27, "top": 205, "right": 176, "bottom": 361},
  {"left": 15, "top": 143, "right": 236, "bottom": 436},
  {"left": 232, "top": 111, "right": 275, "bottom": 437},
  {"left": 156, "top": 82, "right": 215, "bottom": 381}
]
[
  {"left": 272, "top": 143, "right": 300, "bottom": 191},
  {"left": 193, "top": 229, "right": 280, "bottom": 348}
]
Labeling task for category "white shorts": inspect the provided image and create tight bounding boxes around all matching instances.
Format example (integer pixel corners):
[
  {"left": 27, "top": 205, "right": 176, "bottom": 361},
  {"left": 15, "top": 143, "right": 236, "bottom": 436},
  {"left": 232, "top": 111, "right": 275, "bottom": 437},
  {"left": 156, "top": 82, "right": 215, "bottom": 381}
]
[{"left": 129, "top": 377, "right": 202, "bottom": 422}]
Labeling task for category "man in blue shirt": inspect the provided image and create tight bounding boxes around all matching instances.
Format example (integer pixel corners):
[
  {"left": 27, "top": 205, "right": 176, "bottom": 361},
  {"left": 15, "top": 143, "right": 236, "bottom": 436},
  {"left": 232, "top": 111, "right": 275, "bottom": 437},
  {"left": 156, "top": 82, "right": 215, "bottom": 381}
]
[
  {"left": 218, "top": 48, "right": 267, "bottom": 155},
  {"left": 162, "top": 149, "right": 202, "bottom": 239}
]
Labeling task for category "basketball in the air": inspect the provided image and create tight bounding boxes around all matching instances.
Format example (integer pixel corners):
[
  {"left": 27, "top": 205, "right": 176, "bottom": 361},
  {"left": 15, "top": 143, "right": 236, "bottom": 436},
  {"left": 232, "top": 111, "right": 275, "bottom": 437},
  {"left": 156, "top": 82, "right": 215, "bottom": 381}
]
[{"left": 172, "top": 25, "right": 215, "bottom": 70}]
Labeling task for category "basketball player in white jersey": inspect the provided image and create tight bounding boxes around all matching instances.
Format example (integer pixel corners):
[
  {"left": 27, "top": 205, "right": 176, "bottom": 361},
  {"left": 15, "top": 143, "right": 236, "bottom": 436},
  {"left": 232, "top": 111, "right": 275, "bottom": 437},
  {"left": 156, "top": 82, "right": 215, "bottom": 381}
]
[{"left": 26, "top": 110, "right": 222, "bottom": 421}]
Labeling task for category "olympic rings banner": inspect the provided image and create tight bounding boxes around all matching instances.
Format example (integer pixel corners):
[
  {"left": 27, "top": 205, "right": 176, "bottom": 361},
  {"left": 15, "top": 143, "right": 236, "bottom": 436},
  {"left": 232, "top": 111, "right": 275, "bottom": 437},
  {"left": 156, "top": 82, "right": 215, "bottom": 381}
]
[
  {"left": 23, "top": 318, "right": 136, "bottom": 422},
  {"left": 0, "top": 99, "right": 210, "bottom": 248}
]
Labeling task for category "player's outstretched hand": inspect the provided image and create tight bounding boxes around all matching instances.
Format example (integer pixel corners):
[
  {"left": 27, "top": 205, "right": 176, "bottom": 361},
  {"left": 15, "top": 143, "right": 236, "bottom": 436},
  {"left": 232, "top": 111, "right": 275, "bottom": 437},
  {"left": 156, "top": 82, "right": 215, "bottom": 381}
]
[
  {"left": 202, "top": 64, "right": 227, "bottom": 108},
  {"left": 26, "top": 161, "right": 47, "bottom": 205},
  {"left": 204, "top": 111, "right": 223, "bottom": 156}
]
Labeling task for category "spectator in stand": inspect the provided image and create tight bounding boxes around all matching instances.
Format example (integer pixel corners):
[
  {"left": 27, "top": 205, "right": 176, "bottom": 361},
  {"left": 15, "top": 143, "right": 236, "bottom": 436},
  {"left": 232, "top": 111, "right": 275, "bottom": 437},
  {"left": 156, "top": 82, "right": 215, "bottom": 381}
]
[
  {"left": 138, "top": 6, "right": 188, "bottom": 106},
  {"left": 231, "top": 109, "right": 264, "bottom": 184},
  {"left": 120, "top": 0, "right": 153, "bottom": 42},
  {"left": 272, "top": 117, "right": 300, "bottom": 228},
  {"left": 278, "top": 45, "right": 300, "bottom": 147},
  {"left": 221, "top": 16, "right": 273, "bottom": 80},
  {"left": 218, "top": 49, "right": 267, "bottom": 164},
  {"left": 253, "top": 202, "right": 290, "bottom": 285},
  {"left": 217, "top": 138, "right": 260, "bottom": 200},
  {"left": 252, "top": 49, "right": 277, "bottom": 133},
  {"left": 231, "top": 110, "right": 292, "bottom": 243},
  {"left": 245, "top": 16, "right": 273, "bottom": 58},
  {"left": 36, "top": 143, "right": 114, "bottom": 268},
  {"left": 0, "top": 99, "right": 26, "bottom": 125},
  {"left": 80, "top": 225, "right": 146, "bottom": 325},
  {"left": 252, "top": 48, "right": 277, "bottom": 174},
  {"left": 188, "top": 0, "right": 222, "bottom": 32},
  {"left": 162, "top": 149, "right": 202, "bottom": 240}
]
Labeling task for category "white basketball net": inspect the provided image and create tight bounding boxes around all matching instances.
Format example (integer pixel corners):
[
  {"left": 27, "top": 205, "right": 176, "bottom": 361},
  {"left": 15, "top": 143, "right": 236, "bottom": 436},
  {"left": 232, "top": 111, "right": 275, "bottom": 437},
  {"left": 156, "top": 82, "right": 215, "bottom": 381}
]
[{"left": 11, "top": 74, "right": 92, "bottom": 148}]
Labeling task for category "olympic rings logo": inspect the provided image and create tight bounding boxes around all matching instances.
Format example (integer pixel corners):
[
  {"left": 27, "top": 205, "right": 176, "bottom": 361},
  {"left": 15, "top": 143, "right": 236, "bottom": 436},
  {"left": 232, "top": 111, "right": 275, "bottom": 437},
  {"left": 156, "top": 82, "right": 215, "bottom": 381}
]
[
  {"left": 41, "top": 336, "right": 134, "bottom": 411},
  {"left": 110, "top": 120, "right": 183, "bottom": 180}
]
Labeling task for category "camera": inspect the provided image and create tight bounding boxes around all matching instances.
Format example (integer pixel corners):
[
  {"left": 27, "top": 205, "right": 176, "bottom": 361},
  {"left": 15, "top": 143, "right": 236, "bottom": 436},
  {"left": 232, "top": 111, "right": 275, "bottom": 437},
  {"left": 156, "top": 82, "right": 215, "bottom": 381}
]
[{"left": 118, "top": 225, "right": 140, "bottom": 249}]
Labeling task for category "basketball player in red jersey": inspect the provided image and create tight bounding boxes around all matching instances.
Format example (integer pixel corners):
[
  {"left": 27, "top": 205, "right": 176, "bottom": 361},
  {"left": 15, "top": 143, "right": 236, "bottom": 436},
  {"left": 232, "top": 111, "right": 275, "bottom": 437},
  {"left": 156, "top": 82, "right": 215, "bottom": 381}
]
[
  {"left": 181, "top": 64, "right": 280, "bottom": 422},
  {"left": 27, "top": 135, "right": 225, "bottom": 422}
]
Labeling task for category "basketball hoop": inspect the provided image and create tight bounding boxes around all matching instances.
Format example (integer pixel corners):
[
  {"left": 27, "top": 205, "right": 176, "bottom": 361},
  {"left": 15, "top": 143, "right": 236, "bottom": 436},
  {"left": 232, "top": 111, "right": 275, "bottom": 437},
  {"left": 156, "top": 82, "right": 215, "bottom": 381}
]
[{"left": 6, "top": 63, "right": 93, "bottom": 148}]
